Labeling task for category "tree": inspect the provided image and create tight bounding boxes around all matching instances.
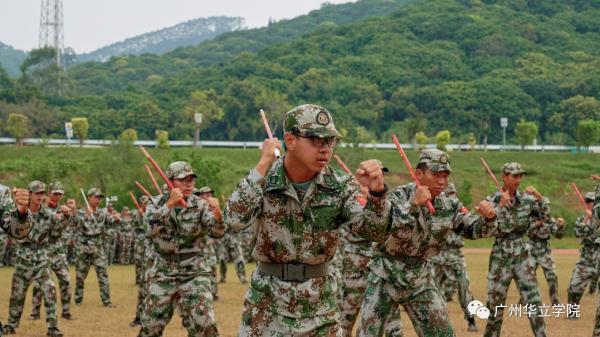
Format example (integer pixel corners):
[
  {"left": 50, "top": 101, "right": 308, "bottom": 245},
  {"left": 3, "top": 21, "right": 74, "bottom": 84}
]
[
  {"left": 119, "top": 128, "right": 138, "bottom": 146},
  {"left": 71, "top": 117, "right": 89, "bottom": 147},
  {"left": 6, "top": 113, "right": 29, "bottom": 146},
  {"left": 415, "top": 131, "right": 429, "bottom": 151},
  {"left": 515, "top": 119, "right": 538, "bottom": 150},
  {"left": 576, "top": 119, "right": 599, "bottom": 151},
  {"left": 182, "top": 90, "right": 224, "bottom": 142},
  {"left": 156, "top": 130, "right": 170, "bottom": 149},
  {"left": 435, "top": 130, "right": 451, "bottom": 151}
]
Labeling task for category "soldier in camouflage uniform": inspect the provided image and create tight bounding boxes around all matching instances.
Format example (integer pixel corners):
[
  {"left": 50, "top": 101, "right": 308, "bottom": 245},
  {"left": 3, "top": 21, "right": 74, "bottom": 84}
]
[
  {"left": 199, "top": 186, "right": 248, "bottom": 284},
  {"left": 590, "top": 185, "right": 600, "bottom": 337},
  {"left": 528, "top": 216, "right": 564, "bottom": 306},
  {"left": 4, "top": 181, "right": 70, "bottom": 337},
  {"left": 356, "top": 149, "right": 497, "bottom": 337},
  {"left": 140, "top": 161, "right": 225, "bottom": 337},
  {"left": 103, "top": 203, "right": 118, "bottom": 265},
  {"left": 567, "top": 192, "right": 598, "bottom": 311},
  {"left": 118, "top": 206, "right": 135, "bottom": 264},
  {"left": 483, "top": 162, "right": 551, "bottom": 337},
  {"left": 193, "top": 188, "right": 220, "bottom": 301},
  {"left": 130, "top": 195, "right": 150, "bottom": 327},
  {"left": 29, "top": 182, "right": 75, "bottom": 321},
  {"left": 225, "top": 104, "right": 395, "bottom": 337},
  {"left": 73, "top": 187, "right": 118, "bottom": 307}
]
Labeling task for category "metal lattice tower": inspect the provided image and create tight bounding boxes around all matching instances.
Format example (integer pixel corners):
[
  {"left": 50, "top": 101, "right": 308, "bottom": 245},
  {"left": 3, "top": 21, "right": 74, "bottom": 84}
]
[{"left": 39, "top": 0, "right": 64, "bottom": 69}]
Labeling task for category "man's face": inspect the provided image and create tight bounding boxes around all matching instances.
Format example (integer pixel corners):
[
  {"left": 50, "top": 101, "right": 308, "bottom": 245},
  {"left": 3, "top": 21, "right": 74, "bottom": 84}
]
[
  {"left": 122, "top": 209, "right": 130, "bottom": 217},
  {"left": 30, "top": 191, "right": 45, "bottom": 207},
  {"left": 586, "top": 201, "right": 594, "bottom": 209},
  {"left": 285, "top": 133, "right": 337, "bottom": 173},
  {"left": 49, "top": 192, "right": 63, "bottom": 204},
  {"left": 172, "top": 176, "right": 195, "bottom": 198},
  {"left": 502, "top": 173, "right": 523, "bottom": 190},
  {"left": 88, "top": 195, "right": 102, "bottom": 208},
  {"left": 417, "top": 169, "right": 450, "bottom": 197}
]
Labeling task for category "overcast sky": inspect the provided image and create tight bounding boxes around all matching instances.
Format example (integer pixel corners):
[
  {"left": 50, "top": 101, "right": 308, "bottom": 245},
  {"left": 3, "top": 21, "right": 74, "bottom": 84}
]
[{"left": 0, "top": 0, "right": 356, "bottom": 53}]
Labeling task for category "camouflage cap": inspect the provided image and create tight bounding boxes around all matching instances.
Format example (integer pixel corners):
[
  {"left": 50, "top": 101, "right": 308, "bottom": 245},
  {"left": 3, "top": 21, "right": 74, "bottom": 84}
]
[
  {"left": 198, "top": 186, "right": 213, "bottom": 194},
  {"left": 28, "top": 181, "right": 46, "bottom": 193},
  {"left": 139, "top": 195, "right": 149, "bottom": 204},
  {"left": 445, "top": 183, "right": 457, "bottom": 196},
  {"left": 585, "top": 192, "right": 595, "bottom": 202},
  {"left": 502, "top": 162, "right": 526, "bottom": 175},
  {"left": 165, "top": 161, "right": 197, "bottom": 180},
  {"left": 48, "top": 181, "right": 65, "bottom": 194},
  {"left": 121, "top": 206, "right": 129, "bottom": 211},
  {"left": 283, "top": 104, "right": 342, "bottom": 139},
  {"left": 418, "top": 149, "right": 451, "bottom": 172},
  {"left": 87, "top": 187, "right": 104, "bottom": 198}
]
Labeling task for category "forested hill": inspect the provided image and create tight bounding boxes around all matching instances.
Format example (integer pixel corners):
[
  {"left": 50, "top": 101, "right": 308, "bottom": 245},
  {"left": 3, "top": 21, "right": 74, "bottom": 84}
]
[
  {"left": 0, "top": 42, "right": 27, "bottom": 77},
  {"left": 1, "top": 0, "right": 599, "bottom": 146},
  {"left": 76, "top": 16, "right": 245, "bottom": 63}
]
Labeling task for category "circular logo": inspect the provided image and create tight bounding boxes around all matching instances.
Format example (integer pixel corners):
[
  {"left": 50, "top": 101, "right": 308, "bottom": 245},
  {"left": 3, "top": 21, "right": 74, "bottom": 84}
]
[
  {"left": 184, "top": 164, "right": 192, "bottom": 172},
  {"left": 439, "top": 154, "right": 448, "bottom": 164},
  {"left": 316, "top": 111, "right": 330, "bottom": 126}
]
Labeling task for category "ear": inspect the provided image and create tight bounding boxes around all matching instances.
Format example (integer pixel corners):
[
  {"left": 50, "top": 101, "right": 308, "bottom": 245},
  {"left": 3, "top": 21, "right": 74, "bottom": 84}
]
[
  {"left": 416, "top": 168, "right": 425, "bottom": 180},
  {"left": 283, "top": 133, "right": 295, "bottom": 151}
]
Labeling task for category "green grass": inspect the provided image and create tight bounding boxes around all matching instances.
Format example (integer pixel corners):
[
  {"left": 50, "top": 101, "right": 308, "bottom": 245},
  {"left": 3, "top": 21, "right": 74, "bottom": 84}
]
[{"left": 0, "top": 146, "right": 597, "bottom": 240}]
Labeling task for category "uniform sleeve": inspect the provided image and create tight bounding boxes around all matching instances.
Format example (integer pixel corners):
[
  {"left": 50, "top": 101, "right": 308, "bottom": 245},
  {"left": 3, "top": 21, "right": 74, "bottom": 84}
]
[
  {"left": 452, "top": 199, "right": 497, "bottom": 239},
  {"left": 550, "top": 218, "right": 565, "bottom": 239},
  {"left": 202, "top": 203, "right": 226, "bottom": 239},
  {"left": 224, "top": 169, "right": 265, "bottom": 233},
  {"left": 0, "top": 187, "right": 29, "bottom": 235},
  {"left": 144, "top": 196, "right": 174, "bottom": 233}
]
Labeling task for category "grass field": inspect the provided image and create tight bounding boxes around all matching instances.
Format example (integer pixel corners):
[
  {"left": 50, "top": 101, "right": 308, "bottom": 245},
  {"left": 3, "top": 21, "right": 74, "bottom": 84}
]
[
  {"left": 0, "top": 146, "right": 598, "bottom": 237},
  {"left": 0, "top": 252, "right": 598, "bottom": 337}
]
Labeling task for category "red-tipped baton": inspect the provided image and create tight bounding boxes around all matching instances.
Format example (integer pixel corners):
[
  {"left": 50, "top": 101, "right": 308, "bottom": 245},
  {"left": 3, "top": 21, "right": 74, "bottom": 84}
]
[
  {"left": 333, "top": 154, "right": 352, "bottom": 175},
  {"left": 391, "top": 134, "right": 435, "bottom": 214},
  {"left": 129, "top": 192, "right": 142, "bottom": 212},
  {"left": 135, "top": 181, "right": 153, "bottom": 199},
  {"left": 480, "top": 157, "right": 512, "bottom": 207},
  {"left": 139, "top": 146, "right": 188, "bottom": 208},
  {"left": 259, "top": 109, "right": 281, "bottom": 159},
  {"left": 145, "top": 164, "right": 163, "bottom": 195},
  {"left": 571, "top": 183, "right": 591, "bottom": 212}
]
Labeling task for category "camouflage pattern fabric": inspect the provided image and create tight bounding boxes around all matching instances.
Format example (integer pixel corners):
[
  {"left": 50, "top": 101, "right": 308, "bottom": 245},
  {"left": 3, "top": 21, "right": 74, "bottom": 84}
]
[
  {"left": 528, "top": 217, "right": 564, "bottom": 305},
  {"left": 103, "top": 210, "right": 117, "bottom": 265},
  {"left": 139, "top": 192, "right": 225, "bottom": 337},
  {"left": 205, "top": 238, "right": 219, "bottom": 299},
  {"left": 73, "top": 207, "right": 115, "bottom": 305},
  {"left": 0, "top": 229, "right": 7, "bottom": 267},
  {"left": 239, "top": 224, "right": 256, "bottom": 262},
  {"left": 225, "top": 157, "right": 375, "bottom": 337},
  {"left": 483, "top": 191, "right": 550, "bottom": 337},
  {"left": 431, "top": 232, "right": 475, "bottom": 322},
  {"left": 30, "top": 203, "right": 73, "bottom": 317},
  {"left": 216, "top": 232, "right": 247, "bottom": 283},
  {"left": 7, "top": 206, "right": 68, "bottom": 331},
  {"left": 591, "top": 185, "right": 600, "bottom": 336},
  {"left": 117, "top": 215, "right": 135, "bottom": 264},
  {"left": 568, "top": 214, "right": 600, "bottom": 306},
  {"left": 131, "top": 207, "right": 152, "bottom": 321},
  {"left": 356, "top": 183, "right": 496, "bottom": 337}
]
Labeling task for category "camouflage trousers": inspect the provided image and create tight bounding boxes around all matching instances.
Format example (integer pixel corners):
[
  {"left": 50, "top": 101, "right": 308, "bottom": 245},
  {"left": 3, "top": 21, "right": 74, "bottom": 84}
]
[
  {"left": 529, "top": 239, "right": 559, "bottom": 305},
  {"left": 239, "top": 270, "right": 341, "bottom": 337},
  {"left": 431, "top": 248, "right": 474, "bottom": 322},
  {"left": 118, "top": 233, "right": 134, "bottom": 264},
  {"left": 593, "top": 296, "right": 600, "bottom": 337},
  {"left": 104, "top": 236, "right": 116, "bottom": 265},
  {"left": 356, "top": 272, "right": 453, "bottom": 337},
  {"left": 217, "top": 234, "right": 247, "bottom": 283},
  {"left": 484, "top": 240, "right": 546, "bottom": 337},
  {"left": 134, "top": 237, "right": 149, "bottom": 285},
  {"left": 340, "top": 251, "right": 403, "bottom": 337},
  {"left": 31, "top": 245, "right": 71, "bottom": 316},
  {"left": 0, "top": 232, "right": 7, "bottom": 267},
  {"left": 7, "top": 253, "right": 58, "bottom": 329},
  {"left": 567, "top": 245, "right": 599, "bottom": 305},
  {"left": 74, "top": 245, "right": 111, "bottom": 305},
  {"left": 135, "top": 247, "right": 152, "bottom": 321},
  {"left": 139, "top": 257, "right": 219, "bottom": 337}
]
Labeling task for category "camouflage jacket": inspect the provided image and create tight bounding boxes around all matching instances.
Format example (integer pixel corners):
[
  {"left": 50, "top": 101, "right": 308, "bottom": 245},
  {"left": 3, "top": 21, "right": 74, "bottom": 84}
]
[
  {"left": 528, "top": 217, "right": 564, "bottom": 241},
  {"left": 119, "top": 216, "right": 134, "bottom": 236},
  {"left": 574, "top": 215, "right": 598, "bottom": 247},
  {"left": 145, "top": 193, "right": 225, "bottom": 255},
  {"left": 132, "top": 209, "right": 149, "bottom": 238},
  {"left": 224, "top": 158, "right": 376, "bottom": 265},
  {"left": 486, "top": 191, "right": 549, "bottom": 237},
  {"left": 16, "top": 206, "right": 68, "bottom": 261},
  {"left": 442, "top": 231, "right": 465, "bottom": 250},
  {"left": 0, "top": 184, "right": 30, "bottom": 237},
  {"left": 73, "top": 207, "right": 116, "bottom": 248}
]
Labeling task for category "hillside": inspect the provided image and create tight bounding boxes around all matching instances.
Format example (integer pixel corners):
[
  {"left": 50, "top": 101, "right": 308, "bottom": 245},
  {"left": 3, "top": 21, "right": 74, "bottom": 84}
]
[{"left": 0, "top": 42, "right": 27, "bottom": 77}]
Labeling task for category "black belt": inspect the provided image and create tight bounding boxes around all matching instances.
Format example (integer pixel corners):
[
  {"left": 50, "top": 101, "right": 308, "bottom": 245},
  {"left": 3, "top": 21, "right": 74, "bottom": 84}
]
[
  {"left": 385, "top": 253, "right": 425, "bottom": 267},
  {"left": 258, "top": 262, "right": 330, "bottom": 282},
  {"left": 499, "top": 232, "right": 525, "bottom": 240},
  {"left": 21, "top": 243, "right": 41, "bottom": 250},
  {"left": 159, "top": 252, "right": 197, "bottom": 263}
]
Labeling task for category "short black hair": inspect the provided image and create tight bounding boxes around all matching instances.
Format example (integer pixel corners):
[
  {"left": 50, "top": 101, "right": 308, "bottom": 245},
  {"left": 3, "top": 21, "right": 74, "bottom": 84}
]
[{"left": 416, "top": 162, "right": 428, "bottom": 171}]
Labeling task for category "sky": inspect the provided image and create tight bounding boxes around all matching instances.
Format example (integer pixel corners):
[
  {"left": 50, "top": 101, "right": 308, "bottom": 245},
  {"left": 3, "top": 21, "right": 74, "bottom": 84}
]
[{"left": 0, "top": 0, "right": 356, "bottom": 54}]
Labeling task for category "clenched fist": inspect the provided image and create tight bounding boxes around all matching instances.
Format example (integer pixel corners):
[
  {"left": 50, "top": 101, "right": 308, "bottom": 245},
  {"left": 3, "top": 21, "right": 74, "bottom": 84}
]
[
  {"left": 12, "top": 188, "right": 29, "bottom": 215},
  {"left": 475, "top": 200, "right": 496, "bottom": 219},
  {"left": 524, "top": 185, "right": 542, "bottom": 201},
  {"left": 413, "top": 186, "right": 432, "bottom": 207},
  {"left": 355, "top": 160, "right": 385, "bottom": 194},
  {"left": 167, "top": 188, "right": 184, "bottom": 209}
]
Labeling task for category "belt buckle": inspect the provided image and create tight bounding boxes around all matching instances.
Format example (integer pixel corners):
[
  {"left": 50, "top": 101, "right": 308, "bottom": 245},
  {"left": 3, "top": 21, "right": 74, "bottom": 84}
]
[{"left": 283, "top": 264, "right": 305, "bottom": 281}]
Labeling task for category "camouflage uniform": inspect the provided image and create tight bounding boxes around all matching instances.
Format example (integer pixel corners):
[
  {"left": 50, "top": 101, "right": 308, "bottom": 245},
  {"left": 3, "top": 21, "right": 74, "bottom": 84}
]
[
  {"left": 140, "top": 161, "right": 225, "bottom": 337},
  {"left": 225, "top": 104, "right": 375, "bottom": 337},
  {"left": 131, "top": 196, "right": 151, "bottom": 325},
  {"left": 483, "top": 163, "right": 550, "bottom": 337},
  {"left": 206, "top": 237, "right": 219, "bottom": 300},
  {"left": 431, "top": 231, "right": 477, "bottom": 329},
  {"left": 6, "top": 181, "right": 66, "bottom": 336},
  {"left": 528, "top": 217, "right": 564, "bottom": 305},
  {"left": 216, "top": 232, "right": 247, "bottom": 283},
  {"left": 30, "top": 182, "right": 73, "bottom": 319},
  {"left": 117, "top": 208, "right": 135, "bottom": 264},
  {"left": 0, "top": 228, "right": 7, "bottom": 267},
  {"left": 568, "top": 192, "right": 599, "bottom": 307},
  {"left": 340, "top": 227, "right": 403, "bottom": 337},
  {"left": 73, "top": 188, "right": 115, "bottom": 306},
  {"left": 356, "top": 150, "right": 496, "bottom": 337},
  {"left": 239, "top": 224, "right": 256, "bottom": 263},
  {"left": 103, "top": 204, "right": 117, "bottom": 265},
  {"left": 590, "top": 186, "right": 600, "bottom": 336}
]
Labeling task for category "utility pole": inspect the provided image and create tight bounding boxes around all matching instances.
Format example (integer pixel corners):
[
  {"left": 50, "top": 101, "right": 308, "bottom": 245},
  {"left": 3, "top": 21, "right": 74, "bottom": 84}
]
[{"left": 39, "top": 0, "right": 65, "bottom": 94}]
